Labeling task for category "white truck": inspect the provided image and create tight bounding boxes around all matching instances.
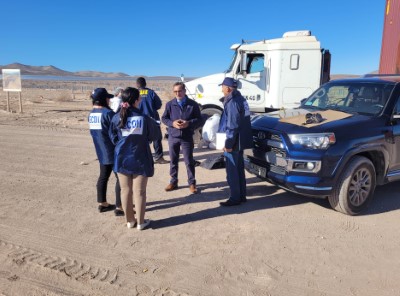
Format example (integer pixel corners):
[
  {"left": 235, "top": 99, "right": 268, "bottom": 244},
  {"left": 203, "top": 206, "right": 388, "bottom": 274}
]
[{"left": 183, "top": 30, "right": 331, "bottom": 119}]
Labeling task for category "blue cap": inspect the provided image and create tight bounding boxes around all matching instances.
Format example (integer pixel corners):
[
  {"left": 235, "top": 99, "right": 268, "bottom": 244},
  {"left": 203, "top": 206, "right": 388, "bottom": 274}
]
[
  {"left": 220, "top": 77, "right": 237, "bottom": 88},
  {"left": 91, "top": 88, "right": 113, "bottom": 101}
]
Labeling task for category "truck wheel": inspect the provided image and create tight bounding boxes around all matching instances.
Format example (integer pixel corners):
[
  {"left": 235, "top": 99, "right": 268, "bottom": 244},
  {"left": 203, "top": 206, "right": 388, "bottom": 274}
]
[
  {"left": 328, "top": 156, "right": 376, "bottom": 215},
  {"left": 194, "top": 108, "right": 222, "bottom": 145}
]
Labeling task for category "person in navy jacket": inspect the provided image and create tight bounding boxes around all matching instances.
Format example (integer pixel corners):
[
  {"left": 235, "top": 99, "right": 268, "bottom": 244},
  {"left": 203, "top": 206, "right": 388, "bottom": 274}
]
[
  {"left": 161, "top": 82, "right": 203, "bottom": 194},
  {"left": 109, "top": 87, "right": 161, "bottom": 230},
  {"left": 217, "top": 78, "right": 253, "bottom": 206},
  {"left": 88, "top": 88, "right": 122, "bottom": 215},
  {"left": 136, "top": 77, "right": 168, "bottom": 164}
]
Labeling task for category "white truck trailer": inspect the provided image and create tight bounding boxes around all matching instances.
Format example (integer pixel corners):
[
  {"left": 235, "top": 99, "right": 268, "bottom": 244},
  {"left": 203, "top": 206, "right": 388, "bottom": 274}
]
[{"left": 183, "top": 30, "right": 331, "bottom": 118}]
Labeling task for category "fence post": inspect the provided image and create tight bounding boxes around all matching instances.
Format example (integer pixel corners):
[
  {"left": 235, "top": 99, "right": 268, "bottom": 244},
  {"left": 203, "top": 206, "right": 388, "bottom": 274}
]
[{"left": 19, "top": 92, "right": 23, "bottom": 113}]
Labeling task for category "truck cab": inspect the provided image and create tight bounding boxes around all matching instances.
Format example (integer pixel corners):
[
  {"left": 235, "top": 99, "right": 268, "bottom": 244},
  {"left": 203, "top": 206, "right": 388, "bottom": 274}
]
[{"left": 184, "top": 30, "right": 330, "bottom": 117}]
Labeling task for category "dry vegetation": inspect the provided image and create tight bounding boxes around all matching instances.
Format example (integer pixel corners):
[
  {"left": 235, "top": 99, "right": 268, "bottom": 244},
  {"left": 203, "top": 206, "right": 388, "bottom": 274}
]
[{"left": 1, "top": 78, "right": 400, "bottom": 296}]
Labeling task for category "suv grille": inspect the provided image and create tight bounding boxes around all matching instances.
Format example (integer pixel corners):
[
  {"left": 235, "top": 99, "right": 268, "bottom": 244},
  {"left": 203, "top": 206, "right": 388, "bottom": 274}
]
[{"left": 252, "top": 129, "right": 287, "bottom": 175}]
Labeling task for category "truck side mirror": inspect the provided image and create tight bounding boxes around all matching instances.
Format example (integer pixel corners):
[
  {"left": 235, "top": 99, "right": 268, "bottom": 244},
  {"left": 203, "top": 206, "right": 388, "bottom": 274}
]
[{"left": 240, "top": 52, "right": 248, "bottom": 76}]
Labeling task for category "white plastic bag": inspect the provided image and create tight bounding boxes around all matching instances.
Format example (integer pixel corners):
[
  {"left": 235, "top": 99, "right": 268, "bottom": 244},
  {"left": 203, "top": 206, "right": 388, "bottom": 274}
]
[{"left": 202, "top": 114, "right": 220, "bottom": 143}]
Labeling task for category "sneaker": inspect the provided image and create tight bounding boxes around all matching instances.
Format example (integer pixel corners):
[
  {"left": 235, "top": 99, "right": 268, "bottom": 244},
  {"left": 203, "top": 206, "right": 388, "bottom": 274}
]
[
  {"left": 137, "top": 219, "right": 151, "bottom": 231},
  {"left": 98, "top": 204, "right": 116, "bottom": 213},
  {"left": 154, "top": 157, "right": 169, "bottom": 164},
  {"left": 114, "top": 209, "right": 124, "bottom": 216},
  {"left": 127, "top": 221, "right": 137, "bottom": 228},
  {"left": 165, "top": 182, "right": 178, "bottom": 191}
]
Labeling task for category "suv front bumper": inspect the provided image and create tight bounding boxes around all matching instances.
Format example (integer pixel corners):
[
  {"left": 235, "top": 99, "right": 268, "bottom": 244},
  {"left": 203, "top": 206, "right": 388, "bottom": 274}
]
[{"left": 244, "top": 155, "right": 333, "bottom": 197}]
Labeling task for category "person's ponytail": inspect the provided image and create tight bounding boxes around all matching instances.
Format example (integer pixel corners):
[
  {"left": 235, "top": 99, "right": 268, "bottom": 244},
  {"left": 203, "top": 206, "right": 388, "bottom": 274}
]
[{"left": 119, "top": 87, "right": 140, "bottom": 128}]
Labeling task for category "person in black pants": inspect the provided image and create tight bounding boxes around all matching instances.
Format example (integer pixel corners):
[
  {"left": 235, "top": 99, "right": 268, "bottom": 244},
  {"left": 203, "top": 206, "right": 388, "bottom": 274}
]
[
  {"left": 161, "top": 82, "right": 203, "bottom": 194},
  {"left": 136, "top": 77, "right": 168, "bottom": 164},
  {"left": 88, "top": 88, "right": 123, "bottom": 216}
]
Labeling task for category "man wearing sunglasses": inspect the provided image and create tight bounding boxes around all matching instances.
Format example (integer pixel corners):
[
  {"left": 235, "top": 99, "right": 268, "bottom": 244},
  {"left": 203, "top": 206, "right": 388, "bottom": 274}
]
[{"left": 161, "top": 82, "right": 203, "bottom": 194}]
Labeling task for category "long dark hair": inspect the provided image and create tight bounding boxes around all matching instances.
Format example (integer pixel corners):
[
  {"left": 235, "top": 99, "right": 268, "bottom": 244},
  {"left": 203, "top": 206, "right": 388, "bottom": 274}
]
[{"left": 119, "top": 87, "right": 140, "bottom": 128}]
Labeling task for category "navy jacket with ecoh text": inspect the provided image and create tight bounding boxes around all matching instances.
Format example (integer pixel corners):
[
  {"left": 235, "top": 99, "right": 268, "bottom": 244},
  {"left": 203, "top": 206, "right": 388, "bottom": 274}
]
[
  {"left": 109, "top": 107, "right": 161, "bottom": 176},
  {"left": 88, "top": 108, "right": 115, "bottom": 165},
  {"left": 161, "top": 96, "right": 203, "bottom": 140},
  {"left": 218, "top": 89, "right": 253, "bottom": 151}
]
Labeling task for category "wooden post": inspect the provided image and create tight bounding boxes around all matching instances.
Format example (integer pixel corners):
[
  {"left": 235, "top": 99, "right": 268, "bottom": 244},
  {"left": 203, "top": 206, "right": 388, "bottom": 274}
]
[
  {"left": 19, "top": 92, "right": 23, "bottom": 113},
  {"left": 7, "top": 92, "right": 10, "bottom": 112}
]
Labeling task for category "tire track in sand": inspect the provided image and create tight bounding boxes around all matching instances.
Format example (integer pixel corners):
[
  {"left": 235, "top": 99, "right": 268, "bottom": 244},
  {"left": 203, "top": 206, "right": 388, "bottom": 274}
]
[{"left": 0, "top": 239, "right": 118, "bottom": 284}]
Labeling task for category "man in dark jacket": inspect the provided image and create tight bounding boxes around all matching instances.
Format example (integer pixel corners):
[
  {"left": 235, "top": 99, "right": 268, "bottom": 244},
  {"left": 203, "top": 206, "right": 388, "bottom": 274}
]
[
  {"left": 218, "top": 78, "right": 253, "bottom": 206},
  {"left": 161, "top": 82, "right": 203, "bottom": 194},
  {"left": 137, "top": 77, "right": 168, "bottom": 164}
]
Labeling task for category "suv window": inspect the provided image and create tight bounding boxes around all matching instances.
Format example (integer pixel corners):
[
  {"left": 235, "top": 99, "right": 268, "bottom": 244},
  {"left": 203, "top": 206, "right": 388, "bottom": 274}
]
[
  {"left": 394, "top": 96, "right": 400, "bottom": 115},
  {"left": 303, "top": 82, "right": 395, "bottom": 115}
]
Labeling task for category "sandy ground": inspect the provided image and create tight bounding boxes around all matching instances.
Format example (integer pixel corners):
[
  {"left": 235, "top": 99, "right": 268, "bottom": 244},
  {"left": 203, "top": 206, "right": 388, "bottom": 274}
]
[{"left": 1, "top": 88, "right": 400, "bottom": 296}]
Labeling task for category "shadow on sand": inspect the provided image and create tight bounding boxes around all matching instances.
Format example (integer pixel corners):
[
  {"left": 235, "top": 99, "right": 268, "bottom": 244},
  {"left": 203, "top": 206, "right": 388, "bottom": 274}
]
[{"left": 147, "top": 178, "right": 400, "bottom": 229}]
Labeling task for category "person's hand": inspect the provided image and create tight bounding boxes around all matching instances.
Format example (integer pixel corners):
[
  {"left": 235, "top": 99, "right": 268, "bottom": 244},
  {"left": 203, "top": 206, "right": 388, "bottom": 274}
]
[
  {"left": 173, "top": 119, "right": 188, "bottom": 129},
  {"left": 179, "top": 120, "right": 189, "bottom": 128},
  {"left": 224, "top": 147, "right": 232, "bottom": 153}
]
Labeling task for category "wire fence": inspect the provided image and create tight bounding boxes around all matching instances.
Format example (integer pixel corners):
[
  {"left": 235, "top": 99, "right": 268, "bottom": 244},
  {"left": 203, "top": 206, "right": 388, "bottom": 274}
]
[{"left": 0, "top": 78, "right": 181, "bottom": 109}]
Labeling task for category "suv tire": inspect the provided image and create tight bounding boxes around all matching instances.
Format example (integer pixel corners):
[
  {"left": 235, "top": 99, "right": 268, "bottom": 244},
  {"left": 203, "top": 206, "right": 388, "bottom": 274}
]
[{"left": 329, "top": 156, "right": 376, "bottom": 215}]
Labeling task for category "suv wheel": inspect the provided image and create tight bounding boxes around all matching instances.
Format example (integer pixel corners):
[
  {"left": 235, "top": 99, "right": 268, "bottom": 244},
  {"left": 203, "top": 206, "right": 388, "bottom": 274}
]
[{"left": 328, "top": 156, "right": 376, "bottom": 215}]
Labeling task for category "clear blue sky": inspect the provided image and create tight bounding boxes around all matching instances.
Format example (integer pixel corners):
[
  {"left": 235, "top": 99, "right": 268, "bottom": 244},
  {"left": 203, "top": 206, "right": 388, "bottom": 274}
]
[{"left": 1, "top": 0, "right": 386, "bottom": 77}]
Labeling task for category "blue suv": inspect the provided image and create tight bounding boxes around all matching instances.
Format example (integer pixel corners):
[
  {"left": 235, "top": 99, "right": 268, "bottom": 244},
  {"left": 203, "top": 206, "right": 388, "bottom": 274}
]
[{"left": 244, "top": 75, "right": 400, "bottom": 215}]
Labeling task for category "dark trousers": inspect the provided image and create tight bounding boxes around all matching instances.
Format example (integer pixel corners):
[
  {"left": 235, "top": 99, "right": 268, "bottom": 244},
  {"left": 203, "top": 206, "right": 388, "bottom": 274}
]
[
  {"left": 224, "top": 150, "right": 246, "bottom": 202},
  {"left": 97, "top": 163, "right": 121, "bottom": 207},
  {"left": 168, "top": 137, "right": 195, "bottom": 185},
  {"left": 153, "top": 136, "right": 164, "bottom": 160}
]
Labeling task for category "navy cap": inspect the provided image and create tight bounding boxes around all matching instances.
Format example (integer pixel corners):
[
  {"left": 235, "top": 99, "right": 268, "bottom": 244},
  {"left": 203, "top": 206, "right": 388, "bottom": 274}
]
[
  {"left": 219, "top": 77, "right": 237, "bottom": 88},
  {"left": 91, "top": 88, "right": 114, "bottom": 101}
]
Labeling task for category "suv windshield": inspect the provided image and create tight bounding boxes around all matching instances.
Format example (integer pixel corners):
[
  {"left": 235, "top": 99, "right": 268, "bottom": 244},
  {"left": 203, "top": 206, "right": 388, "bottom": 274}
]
[{"left": 302, "top": 82, "right": 395, "bottom": 115}]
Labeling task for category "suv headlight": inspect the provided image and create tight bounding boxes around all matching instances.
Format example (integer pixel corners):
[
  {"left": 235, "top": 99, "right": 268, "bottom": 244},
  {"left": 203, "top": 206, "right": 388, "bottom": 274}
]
[{"left": 288, "top": 133, "right": 336, "bottom": 149}]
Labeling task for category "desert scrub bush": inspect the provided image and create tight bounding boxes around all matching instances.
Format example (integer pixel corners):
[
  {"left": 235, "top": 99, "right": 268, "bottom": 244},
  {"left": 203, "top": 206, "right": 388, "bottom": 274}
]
[{"left": 54, "top": 91, "right": 73, "bottom": 102}]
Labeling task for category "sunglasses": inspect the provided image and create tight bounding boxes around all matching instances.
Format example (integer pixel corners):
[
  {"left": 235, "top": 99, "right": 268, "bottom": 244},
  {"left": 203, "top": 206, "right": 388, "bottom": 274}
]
[{"left": 304, "top": 113, "right": 323, "bottom": 125}]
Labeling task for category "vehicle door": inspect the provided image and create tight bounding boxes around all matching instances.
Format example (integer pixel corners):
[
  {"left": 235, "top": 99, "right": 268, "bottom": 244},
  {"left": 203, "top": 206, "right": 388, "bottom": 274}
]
[
  {"left": 388, "top": 93, "right": 400, "bottom": 180},
  {"left": 236, "top": 53, "right": 265, "bottom": 109}
]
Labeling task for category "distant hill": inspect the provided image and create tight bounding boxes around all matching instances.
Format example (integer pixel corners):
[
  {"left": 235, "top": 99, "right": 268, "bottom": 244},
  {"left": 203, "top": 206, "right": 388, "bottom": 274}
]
[
  {"left": 0, "top": 62, "right": 374, "bottom": 80},
  {"left": 0, "top": 63, "right": 130, "bottom": 78},
  {"left": 330, "top": 74, "right": 361, "bottom": 80}
]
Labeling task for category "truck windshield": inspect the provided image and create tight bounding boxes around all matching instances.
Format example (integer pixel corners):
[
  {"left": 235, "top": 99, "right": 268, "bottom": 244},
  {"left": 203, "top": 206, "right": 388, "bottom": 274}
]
[
  {"left": 225, "top": 51, "right": 238, "bottom": 73},
  {"left": 302, "top": 82, "right": 395, "bottom": 116}
]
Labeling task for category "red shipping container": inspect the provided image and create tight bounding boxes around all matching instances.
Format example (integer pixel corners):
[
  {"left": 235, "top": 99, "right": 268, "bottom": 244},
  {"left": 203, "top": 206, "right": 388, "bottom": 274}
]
[{"left": 380, "top": 0, "right": 400, "bottom": 73}]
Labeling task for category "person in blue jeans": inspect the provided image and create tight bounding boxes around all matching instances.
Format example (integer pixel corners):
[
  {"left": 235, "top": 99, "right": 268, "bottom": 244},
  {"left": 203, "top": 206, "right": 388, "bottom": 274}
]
[
  {"left": 161, "top": 82, "right": 203, "bottom": 194},
  {"left": 217, "top": 78, "right": 253, "bottom": 206},
  {"left": 88, "top": 88, "right": 123, "bottom": 215}
]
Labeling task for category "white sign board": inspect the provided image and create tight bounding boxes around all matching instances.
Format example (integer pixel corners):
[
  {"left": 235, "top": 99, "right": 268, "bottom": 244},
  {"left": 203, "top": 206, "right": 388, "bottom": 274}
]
[{"left": 2, "top": 69, "right": 22, "bottom": 92}]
